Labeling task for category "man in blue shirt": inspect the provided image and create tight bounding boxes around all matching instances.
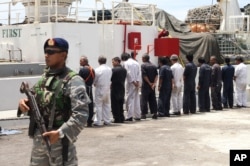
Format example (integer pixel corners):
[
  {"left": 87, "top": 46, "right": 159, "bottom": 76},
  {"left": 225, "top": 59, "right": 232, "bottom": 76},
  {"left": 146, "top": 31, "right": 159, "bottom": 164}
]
[
  {"left": 221, "top": 57, "right": 235, "bottom": 108},
  {"left": 158, "top": 57, "right": 173, "bottom": 117},
  {"left": 197, "top": 57, "right": 211, "bottom": 112},
  {"left": 183, "top": 54, "right": 197, "bottom": 114}
]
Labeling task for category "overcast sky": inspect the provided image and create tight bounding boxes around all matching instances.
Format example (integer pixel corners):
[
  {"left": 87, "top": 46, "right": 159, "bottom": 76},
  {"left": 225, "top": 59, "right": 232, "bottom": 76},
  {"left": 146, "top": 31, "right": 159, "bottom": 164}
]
[{"left": 1, "top": 0, "right": 249, "bottom": 22}]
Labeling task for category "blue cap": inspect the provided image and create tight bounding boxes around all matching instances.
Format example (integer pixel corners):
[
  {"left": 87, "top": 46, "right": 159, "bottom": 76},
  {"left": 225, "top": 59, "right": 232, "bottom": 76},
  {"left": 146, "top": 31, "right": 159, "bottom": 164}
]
[{"left": 44, "top": 37, "right": 69, "bottom": 52}]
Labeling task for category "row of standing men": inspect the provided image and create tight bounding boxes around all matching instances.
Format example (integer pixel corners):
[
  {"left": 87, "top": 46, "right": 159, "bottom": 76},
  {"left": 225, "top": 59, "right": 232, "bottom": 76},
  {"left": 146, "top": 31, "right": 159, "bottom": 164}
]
[
  {"left": 79, "top": 52, "right": 248, "bottom": 127},
  {"left": 17, "top": 37, "right": 249, "bottom": 165}
]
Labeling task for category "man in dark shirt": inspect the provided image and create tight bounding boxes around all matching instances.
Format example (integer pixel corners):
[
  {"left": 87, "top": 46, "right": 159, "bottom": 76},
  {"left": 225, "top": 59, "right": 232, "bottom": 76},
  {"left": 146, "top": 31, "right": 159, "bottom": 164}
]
[
  {"left": 222, "top": 57, "right": 235, "bottom": 108},
  {"left": 183, "top": 54, "right": 197, "bottom": 114},
  {"left": 197, "top": 57, "right": 211, "bottom": 112},
  {"left": 111, "top": 57, "right": 127, "bottom": 123},
  {"left": 210, "top": 56, "right": 223, "bottom": 110},
  {"left": 158, "top": 57, "right": 173, "bottom": 117},
  {"left": 140, "top": 54, "right": 158, "bottom": 119},
  {"left": 79, "top": 56, "right": 95, "bottom": 127}
]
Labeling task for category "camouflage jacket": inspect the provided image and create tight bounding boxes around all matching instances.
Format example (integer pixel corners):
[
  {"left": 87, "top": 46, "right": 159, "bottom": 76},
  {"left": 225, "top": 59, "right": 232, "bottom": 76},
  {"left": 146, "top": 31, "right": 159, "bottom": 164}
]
[{"left": 33, "top": 66, "right": 90, "bottom": 143}]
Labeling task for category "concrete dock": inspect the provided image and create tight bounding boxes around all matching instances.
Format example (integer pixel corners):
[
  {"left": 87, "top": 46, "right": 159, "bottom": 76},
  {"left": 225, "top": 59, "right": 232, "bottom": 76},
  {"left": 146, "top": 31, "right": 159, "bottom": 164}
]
[{"left": 0, "top": 108, "right": 250, "bottom": 166}]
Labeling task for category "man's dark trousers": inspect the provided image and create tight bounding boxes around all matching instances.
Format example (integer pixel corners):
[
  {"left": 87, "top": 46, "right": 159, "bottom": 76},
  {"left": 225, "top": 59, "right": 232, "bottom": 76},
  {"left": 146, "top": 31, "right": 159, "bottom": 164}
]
[{"left": 141, "top": 88, "right": 157, "bottom": 115}]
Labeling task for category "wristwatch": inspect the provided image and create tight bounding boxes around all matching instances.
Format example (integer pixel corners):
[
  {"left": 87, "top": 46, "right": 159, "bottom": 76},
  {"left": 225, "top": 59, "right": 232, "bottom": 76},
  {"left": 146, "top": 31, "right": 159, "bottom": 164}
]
[{"left": 57, "top": 129, "right": 65, "bottom": 138}]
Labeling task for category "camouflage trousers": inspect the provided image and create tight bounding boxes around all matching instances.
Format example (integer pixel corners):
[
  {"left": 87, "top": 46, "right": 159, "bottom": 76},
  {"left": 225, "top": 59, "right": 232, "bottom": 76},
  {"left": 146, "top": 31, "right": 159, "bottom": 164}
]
[{"left": 30, "top": 131, "right": 78, "bottom": 166}]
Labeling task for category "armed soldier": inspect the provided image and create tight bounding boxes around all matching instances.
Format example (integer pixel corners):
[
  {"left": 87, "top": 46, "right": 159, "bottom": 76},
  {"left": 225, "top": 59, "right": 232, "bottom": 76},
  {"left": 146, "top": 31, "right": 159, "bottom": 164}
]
[{"left": 18, "top": 37, "right": 90, "bottom": 166}]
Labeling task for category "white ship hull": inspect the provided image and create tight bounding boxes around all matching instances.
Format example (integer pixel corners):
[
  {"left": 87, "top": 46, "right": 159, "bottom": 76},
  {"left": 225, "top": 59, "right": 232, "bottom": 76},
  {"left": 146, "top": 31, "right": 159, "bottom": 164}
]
[
  {"left": 0, "top": 0, "right": 249, "bottom": 111},
  {"left": 0, "top": 22, "right": 158, "bottom": 111},
  {"left": 0, "top": 22, "right": 158, "bottom": 70}
]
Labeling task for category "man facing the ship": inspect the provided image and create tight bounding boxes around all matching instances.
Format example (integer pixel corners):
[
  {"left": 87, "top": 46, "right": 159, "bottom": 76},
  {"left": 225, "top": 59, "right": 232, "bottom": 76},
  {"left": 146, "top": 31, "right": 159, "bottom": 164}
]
[
  {"left": 140, "top": 53, "right": 158, "bottom": 119},
  {"left": 158, "top": 57, "right": 173, "bottom": 117},
  {"left": 18, "top": 37, "right": 90, "bottom": 165},
  {"left": 93, "top": 56, "right": 112, "bottom": 126},
  {"left": 234, "top": 56, "right": 248, "bottom": 108},
  {"left": 221, "top": 57, "right": 234, "bottom": 109},
  {"left": 111, "top": 57, "right": 127, "bottom": 123},
  {"left": 183, "top": 54, "right": 197, "bottom": 114},
  {"left": 197, "top": 57, "right": 211, "bottom": 112},
  {"left": 210, "top": 56, "right": 223, "bottom": 110},
  {"left": 170, "top": 54, "right": 184, "bottom": 115},
  {"left": 121, "top": 52, "right": 141, "bottom": 121},
  {"left": 79, "top": 56, "right": 95, "bottom": 127}
]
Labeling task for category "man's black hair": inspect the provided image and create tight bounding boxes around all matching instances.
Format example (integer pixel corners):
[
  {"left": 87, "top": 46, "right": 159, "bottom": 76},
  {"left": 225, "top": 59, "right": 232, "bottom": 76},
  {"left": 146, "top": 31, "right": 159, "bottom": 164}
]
[
  {"left": 186, "top": 54, "right": 194, "bottom": 62},
  {"left": 98, "top": 56, "right": 107, "bottom": 64},
  {"left": 121, "top": 52, "right": 131, "bottom": 61},
  {"left": 142, "top": 53, "right": 150, "bottom": 62},
  {"left": 112, "top": 57, "right": 121, "bottom": 63},
  {"left": 235, "top": 56, "right": 244, "bottom": 62},
  {"left": 159, "top": 57, "right": 168, "bottom": 65},
  {"left": 131, "top": 51, "right": 137, "bottom": 59},
  {"left": 224, "top": 57, "right": 230, "bottom": 64},
  {"left": 198, "top": 57, "right": 205, "bottom": 64}
]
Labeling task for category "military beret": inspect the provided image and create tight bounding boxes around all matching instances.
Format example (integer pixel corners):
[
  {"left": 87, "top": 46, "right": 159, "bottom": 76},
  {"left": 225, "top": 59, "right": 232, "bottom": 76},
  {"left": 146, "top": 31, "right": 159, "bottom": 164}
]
[
  {"left": 44, "top": 37, "right": 69, "bottom": 51},
  {"left": 170, "top": 54, "right": 178, "bottom": 60}
]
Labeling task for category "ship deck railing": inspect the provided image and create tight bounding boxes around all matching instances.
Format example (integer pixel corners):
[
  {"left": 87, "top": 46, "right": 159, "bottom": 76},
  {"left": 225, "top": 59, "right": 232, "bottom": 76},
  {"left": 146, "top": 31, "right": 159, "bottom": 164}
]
[
  {"left": 0, "top": 1, "right": 156, "bottom": 26},
  {"left": 187, "top": 15, "right": 250, "bottom": 57}
]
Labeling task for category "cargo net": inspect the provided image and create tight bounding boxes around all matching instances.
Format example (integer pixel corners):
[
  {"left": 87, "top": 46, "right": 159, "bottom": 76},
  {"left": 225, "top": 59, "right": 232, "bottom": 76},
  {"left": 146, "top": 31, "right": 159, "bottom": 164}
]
[
  {"left": 111, "top": 1, "right": 155, "bottom": 25},
  {"left": 244, "top": 5, "right": 250, "bottom": 16},
  {"left": 185, "top": 4, "right": 222, "bottom": 33}
]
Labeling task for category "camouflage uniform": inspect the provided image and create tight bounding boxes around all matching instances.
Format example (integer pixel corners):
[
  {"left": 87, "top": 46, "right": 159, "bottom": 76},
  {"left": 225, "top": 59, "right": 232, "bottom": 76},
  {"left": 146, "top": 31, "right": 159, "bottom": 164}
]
[{"left": 30, "top": 67, "right": 90, "bottom": 166}]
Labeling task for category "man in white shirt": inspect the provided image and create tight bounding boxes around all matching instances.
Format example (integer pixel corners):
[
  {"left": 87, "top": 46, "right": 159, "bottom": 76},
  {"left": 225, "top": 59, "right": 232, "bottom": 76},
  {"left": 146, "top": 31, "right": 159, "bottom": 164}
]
[
  {"left": 93, "top": 56, "right": 112, "bottom": 126},
  {"left": 121, "top": 52, "right": 141, "bottom": 121},
  {"left": 170, "top": 54, "right": 184, "bottom": 115},
  {"left": 234, "top": 56, "right": 248, "bottom": 107}
]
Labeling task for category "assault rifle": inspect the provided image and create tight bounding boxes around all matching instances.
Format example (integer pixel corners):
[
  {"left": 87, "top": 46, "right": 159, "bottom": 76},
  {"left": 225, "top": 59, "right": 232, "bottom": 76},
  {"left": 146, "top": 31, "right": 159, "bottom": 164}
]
[{"left": 19, "top": 82, "right": 51, "bottom": 156}]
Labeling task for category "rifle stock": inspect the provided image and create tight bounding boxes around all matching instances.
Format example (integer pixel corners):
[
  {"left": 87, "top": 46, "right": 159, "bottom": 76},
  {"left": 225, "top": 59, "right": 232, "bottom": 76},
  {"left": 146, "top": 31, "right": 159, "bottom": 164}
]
[{"left": 20, "top": 82, "right": 51, "bottom": 156}]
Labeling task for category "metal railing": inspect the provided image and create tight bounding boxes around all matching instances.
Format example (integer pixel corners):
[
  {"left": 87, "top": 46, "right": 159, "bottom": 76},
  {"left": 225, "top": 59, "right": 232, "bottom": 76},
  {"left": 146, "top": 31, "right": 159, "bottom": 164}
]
[
  {"left": 0, "top": 1, "right": 25, "bottom": 25},
  {"left": 186, "top": 18, "right": 221, "bottom": 33},
  {"left": 185, "top": 14, "right": 250, "bottom": 56},
  {"left": 111, "top": 1, "right": 155, "bottom": 26},
  {"left": 0, "top": 1, "right": 156, "bottom": 25},
  {"left": 212, "top": 33, "right": 250, "bottom": 57},
  {"left": 228, "top": 15, "right": 250, "bottom": 32}
]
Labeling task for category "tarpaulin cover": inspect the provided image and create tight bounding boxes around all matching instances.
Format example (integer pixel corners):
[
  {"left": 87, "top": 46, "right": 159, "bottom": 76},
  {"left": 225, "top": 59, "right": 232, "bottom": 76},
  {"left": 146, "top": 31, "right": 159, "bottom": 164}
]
[
  {"left": 114, "top": 4, "right": 223, "bottom": 64},
  {"left": 155, "top": 9, "right": 223, "bottom": 64}
]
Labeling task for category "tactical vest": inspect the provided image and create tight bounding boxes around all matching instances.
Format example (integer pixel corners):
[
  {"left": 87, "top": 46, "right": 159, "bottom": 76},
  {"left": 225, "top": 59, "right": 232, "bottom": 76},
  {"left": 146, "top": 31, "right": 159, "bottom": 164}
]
[{"left": 33, "top": 67, "right": 77, "bottom": 129}]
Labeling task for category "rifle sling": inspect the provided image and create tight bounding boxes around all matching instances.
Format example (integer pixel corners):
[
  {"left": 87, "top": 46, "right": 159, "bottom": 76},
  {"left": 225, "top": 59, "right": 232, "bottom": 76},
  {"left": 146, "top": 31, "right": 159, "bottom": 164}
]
[
  {"left": 48, "top": 77, "right": 63, "bottom": 131},
  {"left": 28, "top": 112, "right": 36, "bottom": 137},
  {"left": 62, "top": 137, "right": 69, "bottom": 163}
]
